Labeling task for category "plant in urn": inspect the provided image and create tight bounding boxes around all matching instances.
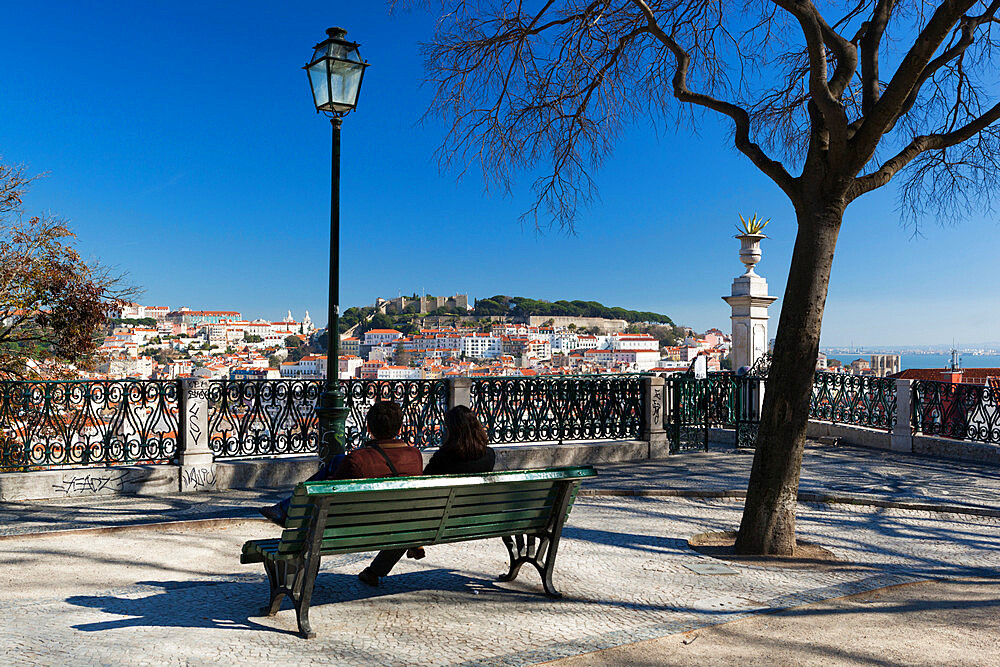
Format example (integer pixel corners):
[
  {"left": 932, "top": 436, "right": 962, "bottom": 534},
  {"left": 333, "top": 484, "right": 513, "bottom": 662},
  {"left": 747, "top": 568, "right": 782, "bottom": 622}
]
[{"left": 735, "top": 213, "right": 769, "bottom": 276}]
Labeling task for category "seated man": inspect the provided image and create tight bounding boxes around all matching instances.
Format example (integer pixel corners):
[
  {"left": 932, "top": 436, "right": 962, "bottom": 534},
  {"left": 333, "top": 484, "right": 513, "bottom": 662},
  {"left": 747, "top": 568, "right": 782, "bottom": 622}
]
[
  {"left": 259, "top": 399, "right": 423, "bottom": 523},
  {"left": 259, "top": 400, "right": 423, "bottom": 587}
]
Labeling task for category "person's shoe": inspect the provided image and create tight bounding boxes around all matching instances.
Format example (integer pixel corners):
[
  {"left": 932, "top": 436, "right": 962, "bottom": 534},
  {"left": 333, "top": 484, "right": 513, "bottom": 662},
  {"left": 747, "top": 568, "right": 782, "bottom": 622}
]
[
  {"left": 358, "top": 567, "right": 379, "bottom": 587},
  {"left": 258, "top": 504, "right": 286, "bottom": 526},
  {"left": 406, "top": 547, "right": 425, "bottom": 560}
]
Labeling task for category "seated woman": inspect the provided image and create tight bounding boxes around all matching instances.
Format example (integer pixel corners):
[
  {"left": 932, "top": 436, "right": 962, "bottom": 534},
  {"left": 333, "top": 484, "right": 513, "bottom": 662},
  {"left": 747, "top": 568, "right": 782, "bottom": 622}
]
[
  {"left": 422, "top": 405, "right": 495, "bottom": 476},
  {"left": 359, "top": 405, "right": 496, "bottom": 581}
]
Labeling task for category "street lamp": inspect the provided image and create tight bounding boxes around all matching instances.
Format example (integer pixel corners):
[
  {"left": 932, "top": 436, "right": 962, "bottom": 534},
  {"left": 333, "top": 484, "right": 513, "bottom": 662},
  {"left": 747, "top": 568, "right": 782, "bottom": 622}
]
[{"left": 305, "top": 27, "right": 369, "bottom": 461}]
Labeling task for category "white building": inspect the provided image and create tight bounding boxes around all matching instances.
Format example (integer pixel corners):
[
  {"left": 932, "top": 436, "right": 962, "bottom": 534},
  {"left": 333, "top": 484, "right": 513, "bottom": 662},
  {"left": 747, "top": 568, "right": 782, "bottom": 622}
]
[
  {"left": 462, "top": 334, "right": 503, "bottom": 359},
  {"left": 339, "top": 355, "right": 364, "bottom": 378},
  {"left": 376, "top": 366, "right": 422, "bottom": 380},
  {"left": 611, "top": 334, "right": 659, "bottom": 351},
  {"left": 364, "top": 329, "right": 404, "bottom": 347},
  {"left": 613, "top": 349, "right": 660, "bottom": 371},
  {"left": 279, "top": 355, "right": 327, "bottom": 379}
]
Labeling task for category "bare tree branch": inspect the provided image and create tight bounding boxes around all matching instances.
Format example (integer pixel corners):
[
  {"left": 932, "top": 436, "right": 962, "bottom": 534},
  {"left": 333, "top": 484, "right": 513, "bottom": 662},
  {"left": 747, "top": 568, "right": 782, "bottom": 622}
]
[{"left": 852, "top": 99, "right": 1000, "bottom": 197}]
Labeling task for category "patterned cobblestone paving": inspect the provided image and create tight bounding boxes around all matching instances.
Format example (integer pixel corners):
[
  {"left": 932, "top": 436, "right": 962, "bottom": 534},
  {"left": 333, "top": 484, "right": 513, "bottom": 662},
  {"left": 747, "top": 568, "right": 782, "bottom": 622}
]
[
  {"left": 3, "top": 441, "right": 999, "bottom": 540},
  {"left": 593, "top": 442, "right": 1000, "bottom": 511},
  {"left": 2, "top": 496, "right": 999, "bottom": 665}
]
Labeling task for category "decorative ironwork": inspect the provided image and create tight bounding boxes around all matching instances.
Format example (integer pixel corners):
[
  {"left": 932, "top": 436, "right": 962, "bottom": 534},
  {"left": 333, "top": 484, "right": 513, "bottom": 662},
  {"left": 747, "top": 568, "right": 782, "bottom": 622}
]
[
  {"left": 0, "top": 380, "right": 179, "bottom": 472},
  {"left": 734, "top": 376, "right": 764, "bottom": 448},
  {"left": 207, "top": 378, "right": 448, "bottom": 458},
  {"left": 663, "top": 374, "right": 751, "bottom": 452},
  {"left": 342, "top": 379, "right": 448, "bottom": 449},
  {"left": 809, "top": 372, "right": 896, "bottom": 431},
  {"left": 913, "top": 379, "right": 1000, "bottom": 444},
  {"left": 469, "top": 375, "right": 645, "bottom": 444},
  {"left": 207, "top": 380, "right": 323, "bottom": 458},
  {"left": 747, "top": 352, "right": 772, "bottom": 378}
]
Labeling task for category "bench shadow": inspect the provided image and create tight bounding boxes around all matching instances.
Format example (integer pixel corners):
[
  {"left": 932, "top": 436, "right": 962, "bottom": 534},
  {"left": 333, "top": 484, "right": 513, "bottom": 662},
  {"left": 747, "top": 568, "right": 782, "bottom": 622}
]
[{"left": 65, "top": 569, "right": 512, "bottom": 637}]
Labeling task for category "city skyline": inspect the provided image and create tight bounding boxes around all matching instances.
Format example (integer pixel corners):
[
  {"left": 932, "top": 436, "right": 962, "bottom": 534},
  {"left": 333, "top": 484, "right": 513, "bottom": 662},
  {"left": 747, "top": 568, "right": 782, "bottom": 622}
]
[{"left": 2, "top": 3, "right": 997, "bottom": 348}]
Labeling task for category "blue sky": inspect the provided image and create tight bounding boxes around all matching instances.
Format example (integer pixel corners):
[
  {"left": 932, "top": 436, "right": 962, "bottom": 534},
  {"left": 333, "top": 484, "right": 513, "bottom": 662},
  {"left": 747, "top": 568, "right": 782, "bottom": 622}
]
[{"left": 0, "top": 2, "right": 996, "bottom": 348}]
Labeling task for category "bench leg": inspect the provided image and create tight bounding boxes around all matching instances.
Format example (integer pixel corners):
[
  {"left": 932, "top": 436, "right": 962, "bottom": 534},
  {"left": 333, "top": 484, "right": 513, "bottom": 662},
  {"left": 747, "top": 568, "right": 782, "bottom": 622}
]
[
  {"left": 261, "top": 559, "right": 298, "bottom": 616},
  {"left": 499, "top": 534, "right": 562, "bottom": 598},
  {"left": 292, "top": 552, "right": 322, "bottom": 639}
]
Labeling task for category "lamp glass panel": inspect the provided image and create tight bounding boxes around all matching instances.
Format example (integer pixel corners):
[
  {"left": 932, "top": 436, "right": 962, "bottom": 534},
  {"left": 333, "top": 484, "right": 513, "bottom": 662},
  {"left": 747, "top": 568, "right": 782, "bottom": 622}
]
[
  {"left": 328, "top": 60, "right": 364, "bottom": 109},
  {"left": 308, "top": 61, "right": 330, "bottom": 110}
]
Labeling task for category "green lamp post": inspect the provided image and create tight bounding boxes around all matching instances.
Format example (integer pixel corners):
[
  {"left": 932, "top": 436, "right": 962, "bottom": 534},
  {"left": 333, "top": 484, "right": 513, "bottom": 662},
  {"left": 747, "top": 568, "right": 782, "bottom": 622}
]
[{"left": 305, "top": 27, "right": 369, "bottom": 460}]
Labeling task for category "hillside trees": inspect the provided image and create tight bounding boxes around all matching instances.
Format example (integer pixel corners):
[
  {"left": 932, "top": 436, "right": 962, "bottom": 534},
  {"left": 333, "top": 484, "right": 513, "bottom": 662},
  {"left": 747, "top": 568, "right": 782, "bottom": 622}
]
[
  {"left": 472, "top": 294, "right": 673, "bottom": 323},
  {"left": 0, "top": 161, "right": 133, "bottom": 378},
  {"left": 410, "top": 1, "right": 1000, "bottom": 554}
]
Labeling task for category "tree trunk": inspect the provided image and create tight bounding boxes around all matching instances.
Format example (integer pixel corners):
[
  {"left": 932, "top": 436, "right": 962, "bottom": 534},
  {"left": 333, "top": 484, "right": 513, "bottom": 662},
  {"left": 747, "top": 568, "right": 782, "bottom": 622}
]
[{"left": 734, "top": 201, "right": 844, "bottom": 555}]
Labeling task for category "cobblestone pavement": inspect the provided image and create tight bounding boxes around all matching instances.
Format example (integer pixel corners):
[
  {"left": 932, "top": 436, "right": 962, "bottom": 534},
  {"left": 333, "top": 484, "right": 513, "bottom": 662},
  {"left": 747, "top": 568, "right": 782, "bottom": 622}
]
[
  {"left": 1, "top": 495, "right": 999, "bottom": 665},
  {"left": 0, "top": 488, "right": 287, "bottom": 538},
  {"left": 3, "top": 441, "right": 999, "bottom": 539},
  {"left": 593, "top": 441, "right": 1000, "bottom": 511}
]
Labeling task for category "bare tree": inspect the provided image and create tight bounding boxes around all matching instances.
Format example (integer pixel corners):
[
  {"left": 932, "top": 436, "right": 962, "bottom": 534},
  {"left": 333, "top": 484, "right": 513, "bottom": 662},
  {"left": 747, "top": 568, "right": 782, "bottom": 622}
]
[{"left": 403, "top": 0, "right": 1000, "bottom": 554}]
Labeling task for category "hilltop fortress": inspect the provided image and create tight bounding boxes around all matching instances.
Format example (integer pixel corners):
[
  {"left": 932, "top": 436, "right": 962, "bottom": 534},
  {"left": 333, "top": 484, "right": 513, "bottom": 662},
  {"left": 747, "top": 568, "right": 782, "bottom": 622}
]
[{"left": 375, "top": 294, "right": 470, "bottom": 314}]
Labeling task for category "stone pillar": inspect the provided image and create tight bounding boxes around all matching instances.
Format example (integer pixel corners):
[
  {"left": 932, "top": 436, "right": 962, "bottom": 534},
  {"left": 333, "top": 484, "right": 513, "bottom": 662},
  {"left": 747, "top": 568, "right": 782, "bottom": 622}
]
[
  {"left": 891, "top": 378, "right": 914, "bottom": 453},
  {"left": 723, "top": 233, "right": 777, "bottom": 371},
  {"left": 449, "top": 377, "right": 473, "bottom": 409},
  {"left": 177, "top": 377, "right": 217, "bottom": 492},
  {"left": 643, "top": 376, "right": 669, "bottom": 459}
]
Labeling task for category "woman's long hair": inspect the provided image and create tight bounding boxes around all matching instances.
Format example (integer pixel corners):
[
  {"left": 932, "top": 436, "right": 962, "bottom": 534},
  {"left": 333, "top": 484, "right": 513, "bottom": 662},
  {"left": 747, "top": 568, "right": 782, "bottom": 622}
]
[{"left": 441, "top": 405, "right": 489, "bottom": 461}]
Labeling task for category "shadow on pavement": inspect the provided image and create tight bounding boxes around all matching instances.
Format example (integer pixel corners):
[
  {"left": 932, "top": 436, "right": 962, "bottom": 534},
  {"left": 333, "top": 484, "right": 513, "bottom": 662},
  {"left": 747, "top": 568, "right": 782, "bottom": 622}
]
[{"left": 65, "top": 569, "right": 529, "bottom": 637}]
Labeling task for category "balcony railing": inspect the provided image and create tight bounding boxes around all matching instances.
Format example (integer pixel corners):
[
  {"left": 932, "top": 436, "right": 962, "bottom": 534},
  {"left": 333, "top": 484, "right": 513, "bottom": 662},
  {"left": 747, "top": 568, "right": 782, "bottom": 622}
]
[
  {"left": 2, "top": 371, "right": 999, "bottom": 473},
  {"left": 913, "top": 379, "right": 1000, "bottom": 445},
  {"left": 0, "top": 380, "right": 178, "bottom": 471},
  {"left": 469, "top": 374, "right": 645, "bottom": 444},
  {"left": 206, "top": 379, "right": 448, "bottom": 459},
  {"left": 809, "top": 373, "right": 897, "bottom": 431}
]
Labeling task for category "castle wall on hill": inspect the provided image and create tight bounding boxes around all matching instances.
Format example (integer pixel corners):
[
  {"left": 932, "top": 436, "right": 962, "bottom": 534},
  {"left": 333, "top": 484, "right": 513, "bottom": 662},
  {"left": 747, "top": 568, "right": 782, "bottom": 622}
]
[
  {"left": 527, "top": 316, "right": 627, "bottom": 333},
  {"left": 376, "top": 294, "right": 469, "bottom": 314}
]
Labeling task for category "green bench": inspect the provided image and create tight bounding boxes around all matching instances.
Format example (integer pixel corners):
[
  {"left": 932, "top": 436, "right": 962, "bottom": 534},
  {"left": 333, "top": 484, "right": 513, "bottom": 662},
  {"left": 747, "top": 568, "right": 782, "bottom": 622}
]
[{"left": 241, "top": 465, "right": 597, "bottom": 638}]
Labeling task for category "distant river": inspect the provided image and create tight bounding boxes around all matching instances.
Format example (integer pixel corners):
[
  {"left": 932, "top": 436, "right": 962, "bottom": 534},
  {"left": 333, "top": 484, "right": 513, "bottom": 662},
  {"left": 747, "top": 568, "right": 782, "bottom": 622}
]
[{"left": 824, "top": 353, "right": 1000, "bottom": 371}]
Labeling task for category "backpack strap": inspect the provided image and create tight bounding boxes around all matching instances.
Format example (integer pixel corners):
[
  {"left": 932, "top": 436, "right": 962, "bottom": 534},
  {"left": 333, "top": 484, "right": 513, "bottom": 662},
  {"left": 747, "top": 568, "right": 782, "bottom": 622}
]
[{"left": 366, "top": 442, "right": 400, "bottom": 477}]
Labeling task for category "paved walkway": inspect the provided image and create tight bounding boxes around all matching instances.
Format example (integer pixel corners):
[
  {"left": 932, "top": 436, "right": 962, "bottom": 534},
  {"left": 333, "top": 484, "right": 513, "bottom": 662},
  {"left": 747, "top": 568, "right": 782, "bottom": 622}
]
[
  {"left": 2, "top": 496, "right": 999, "bottom": 665},
  {"left": 592, "top": 442, "right": 1000, "bottom": 513},
  {"left": 3, "top": 441, "right": 999, "bottom": 539},
  {"left": 0, "top": 442, "right": 999, "bottom": 665}
]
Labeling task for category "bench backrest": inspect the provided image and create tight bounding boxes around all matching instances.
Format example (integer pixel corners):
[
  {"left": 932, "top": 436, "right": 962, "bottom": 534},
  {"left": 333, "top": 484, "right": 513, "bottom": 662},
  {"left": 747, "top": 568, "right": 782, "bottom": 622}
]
[{"left": 274, "top": 466, "right": 597, "bottom": 559}]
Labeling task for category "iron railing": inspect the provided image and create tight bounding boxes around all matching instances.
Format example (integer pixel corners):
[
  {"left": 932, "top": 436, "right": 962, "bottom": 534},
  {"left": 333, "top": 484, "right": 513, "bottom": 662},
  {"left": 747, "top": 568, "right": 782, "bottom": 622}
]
[
  {"left": 809, "top": 372, "right": 896, "bottom": 432},
  {"left": 660, "top": 373, "right": 762, "bottom": 451},
  {"left": 0, "top": 380, "right": 179, "bottom": 472},
  {"left": 5, "top": 372, "right": 1000, "bottom": 473},
  {"left": 469, "top": 374, "right": 645, "bottom": 444},
  {"left": 207, "top": 378, "right": 448, "bottom": 459},
  {"left": 912, "top": 379, "right": 1000, "bottom": 445}
]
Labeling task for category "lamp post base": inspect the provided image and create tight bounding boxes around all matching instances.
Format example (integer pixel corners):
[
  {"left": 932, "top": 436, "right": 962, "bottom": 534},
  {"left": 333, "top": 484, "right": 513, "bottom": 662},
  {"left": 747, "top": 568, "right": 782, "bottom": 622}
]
[{"left": 316, "top": 387, "right": 349, "bottom": 463}]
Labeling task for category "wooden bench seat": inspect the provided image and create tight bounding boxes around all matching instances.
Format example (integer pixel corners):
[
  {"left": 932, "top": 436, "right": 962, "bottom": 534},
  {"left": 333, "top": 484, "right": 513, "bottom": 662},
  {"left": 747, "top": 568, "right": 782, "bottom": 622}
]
[{"left": 241, "top": 465, "right": 597, "bottom": 637}]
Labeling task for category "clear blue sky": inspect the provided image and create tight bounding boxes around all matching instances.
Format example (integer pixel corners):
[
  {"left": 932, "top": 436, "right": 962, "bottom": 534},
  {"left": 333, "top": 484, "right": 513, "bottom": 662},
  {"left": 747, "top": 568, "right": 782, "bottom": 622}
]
[{"left": 1, "top": 2, "right": 996, "bottom": 348}]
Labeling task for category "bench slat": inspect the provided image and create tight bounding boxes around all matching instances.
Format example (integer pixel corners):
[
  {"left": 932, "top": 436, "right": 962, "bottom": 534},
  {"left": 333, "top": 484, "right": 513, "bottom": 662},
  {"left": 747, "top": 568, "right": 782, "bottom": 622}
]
[
  {"left": 440, "top": 518, "right": 550, "bottom": 540},
  {"left": 447, "top": 496, "right": 555, "bottom": 517},
  {"left": 451, "top": 481, "right": 559, "bottom": 497},
  {"left": 449, "top": 488, "right": 556, "bottom": 508},
  {"left": 279, "top": 517, "right": 444, "bottom": 543},
  {"left": 444, "top": 507, "right": 552, "bottom": 528}
]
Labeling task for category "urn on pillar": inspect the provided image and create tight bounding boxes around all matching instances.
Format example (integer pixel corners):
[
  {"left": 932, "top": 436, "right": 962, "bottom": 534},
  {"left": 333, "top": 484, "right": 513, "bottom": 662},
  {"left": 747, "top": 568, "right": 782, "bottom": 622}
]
[{"left": 723, "top": 215, "right": 777, "bottom": 371}]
